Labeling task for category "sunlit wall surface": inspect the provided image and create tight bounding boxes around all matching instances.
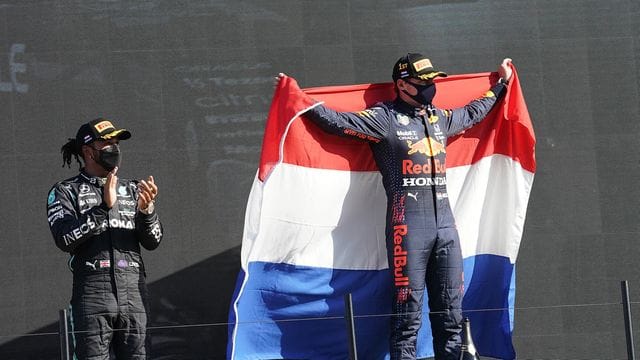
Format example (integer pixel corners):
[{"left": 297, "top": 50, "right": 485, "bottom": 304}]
[{"left": 0, "top": 1, "right": 639, "bottom": 358}]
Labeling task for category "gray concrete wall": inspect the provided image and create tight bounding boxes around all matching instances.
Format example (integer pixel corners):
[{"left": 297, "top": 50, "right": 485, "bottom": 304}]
[{"left": 1, "top": 1, "right": 639, "bottom": 358}]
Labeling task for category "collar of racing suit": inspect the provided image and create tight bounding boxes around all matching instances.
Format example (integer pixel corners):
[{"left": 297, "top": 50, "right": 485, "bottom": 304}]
[
  {"left": 80, "top": 169, "right": 107, "bottom": 187},
  {"left": 393, "top": 98, "right": 435, "bottom": 118}
]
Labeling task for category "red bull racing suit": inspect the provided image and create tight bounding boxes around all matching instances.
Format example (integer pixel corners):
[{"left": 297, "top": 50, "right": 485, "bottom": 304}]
[
  {"left": 303, "top": 82, "right": 506, "bottom": 360},
  {"left": 46, "top": 171, "right": 163, "bottom": 359}
]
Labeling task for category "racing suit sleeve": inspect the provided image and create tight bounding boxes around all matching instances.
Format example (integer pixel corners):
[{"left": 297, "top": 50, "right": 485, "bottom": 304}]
[
  {"left": 304, "top": 103, "right": 390, "bottom": 143},
  {"left": 441, "top": 82, "right": 507, "bottom": 137},
  {"left": 47, "top": 184, "right": 109, "bottom": 253},
  {"left": 135, "top": 210, "right": 163, "bottom": 251},
  {"left": 132, "top": 180, "right": 163, "bottom": 250}
]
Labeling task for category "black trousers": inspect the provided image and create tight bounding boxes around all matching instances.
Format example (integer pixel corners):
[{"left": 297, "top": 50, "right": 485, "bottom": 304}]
[{"left": 70, "top": 272, "right": 149, "bottom": 359}]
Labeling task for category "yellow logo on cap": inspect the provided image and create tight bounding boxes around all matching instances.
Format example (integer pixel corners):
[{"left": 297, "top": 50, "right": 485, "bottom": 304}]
[
  {"left": 412, "top": 59, "right": 433, "bottom": 72},
  {"left": 94, "top": 121, "right": 114, "bottom": 132}
]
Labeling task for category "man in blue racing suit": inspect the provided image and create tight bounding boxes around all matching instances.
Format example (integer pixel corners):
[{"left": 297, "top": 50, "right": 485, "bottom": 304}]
[{"left": 278, "top": 54, "right": 513, "bottom": 359}]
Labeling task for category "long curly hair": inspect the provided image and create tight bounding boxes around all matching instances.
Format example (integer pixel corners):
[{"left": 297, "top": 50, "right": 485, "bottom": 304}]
[{"left": 61, "top": 138, "right": 83, "bottom": 169}]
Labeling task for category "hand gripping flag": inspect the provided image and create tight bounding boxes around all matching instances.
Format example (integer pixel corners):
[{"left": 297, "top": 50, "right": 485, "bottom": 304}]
[{"left": 228, "top": 66, "right": 535, "bottom": 360}]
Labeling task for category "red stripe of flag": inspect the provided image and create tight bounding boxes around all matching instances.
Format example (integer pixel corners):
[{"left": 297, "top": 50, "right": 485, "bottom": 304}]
[{"left": 258, "top": 66, "right": 535, "bottom": 181}]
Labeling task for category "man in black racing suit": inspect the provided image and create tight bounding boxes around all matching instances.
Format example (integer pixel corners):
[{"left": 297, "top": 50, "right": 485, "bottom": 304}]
[
  {"left": 280, "top": 54, "right": 513, "bottom": 359},
  {"left": 47, "top": 118, "right": 163, "bottom": 359}
]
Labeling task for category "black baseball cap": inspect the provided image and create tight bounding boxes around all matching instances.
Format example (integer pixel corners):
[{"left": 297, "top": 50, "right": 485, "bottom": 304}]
[
  {"left": 392, "top": 53, "right": 448, "bottom": 81},
  {"left": 75, "top": 118, "right": 131, "bottom": 145}
]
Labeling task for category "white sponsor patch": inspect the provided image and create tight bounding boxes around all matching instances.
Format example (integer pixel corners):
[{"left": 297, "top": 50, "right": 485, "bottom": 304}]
[
  {"left": 47, "top": 205, "right": 63, "bottom": 214},
  {"left": 109, "top": 218, "right": 134, "bottom": 229}
]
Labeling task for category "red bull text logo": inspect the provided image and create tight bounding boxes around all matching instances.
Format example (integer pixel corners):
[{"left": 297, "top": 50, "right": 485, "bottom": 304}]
[
  {"left": 402, "top": 159, "right": 446, "bottom": 175},
  {"left": 403, "top": 137, "right": 447, "bottom": 187},
  {"left": 402, "top": 158, "right": 447, "bottom": 187},
  {"left": 393, "top": 224, "right": 409, "bottom": 287},
  {"left": 406, "top": 137, "right": 445, "bottom": 157}
]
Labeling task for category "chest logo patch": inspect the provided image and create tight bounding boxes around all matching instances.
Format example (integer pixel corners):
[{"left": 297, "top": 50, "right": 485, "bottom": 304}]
[
  {"left": 397, "top": 114, "right": 410, "bottom": 126},
  {"left": 406, "top": 137, "right": 446, "bottom": 157}
]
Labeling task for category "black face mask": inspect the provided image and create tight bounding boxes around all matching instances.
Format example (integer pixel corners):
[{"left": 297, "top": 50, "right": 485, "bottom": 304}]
[
  {"left": 93, "top": 144, "right": 121, "bottom": 171},
  {"left": 403, "top": 81, "right": 437, "bottom": 105}
]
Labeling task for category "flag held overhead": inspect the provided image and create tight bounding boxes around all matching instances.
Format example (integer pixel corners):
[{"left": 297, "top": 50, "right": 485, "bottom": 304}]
[{"left": 229, "top": 67, "right": 534, "bottom": 360}]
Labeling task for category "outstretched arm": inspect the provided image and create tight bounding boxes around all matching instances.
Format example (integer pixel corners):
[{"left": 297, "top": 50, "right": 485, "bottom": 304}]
[
  {"left": 275, "top": 73, "right": 389, "bottom": 143},
  {"left": 442, "top": 58, "right": 514, "bottom": 136}
]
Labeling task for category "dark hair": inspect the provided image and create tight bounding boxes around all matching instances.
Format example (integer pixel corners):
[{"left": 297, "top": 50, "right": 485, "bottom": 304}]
[{"left": 61, "top": 138, "right": 83, "bottom": 169}]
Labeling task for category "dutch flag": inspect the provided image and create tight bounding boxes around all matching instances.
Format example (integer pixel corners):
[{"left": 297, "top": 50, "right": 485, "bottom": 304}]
[{"left": 228, "top": 66, "right": 535, "bottom": 360}]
